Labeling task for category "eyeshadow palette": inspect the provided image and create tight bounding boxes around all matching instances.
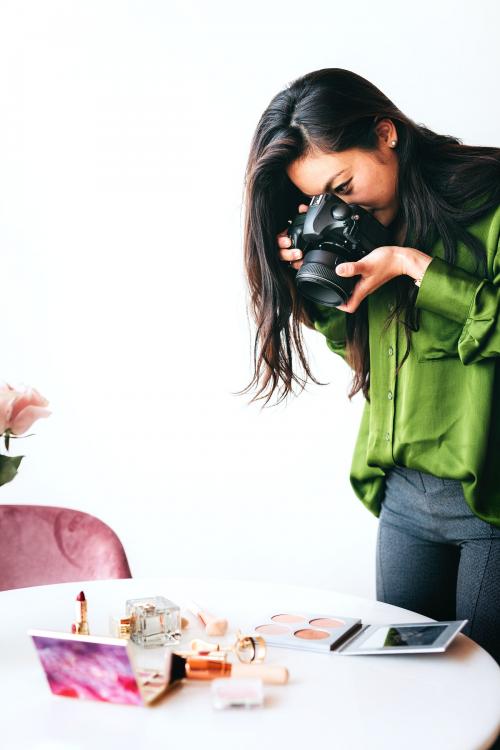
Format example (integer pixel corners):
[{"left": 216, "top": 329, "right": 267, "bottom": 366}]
[
  {"left": 252, "top": 613, "right": 363, "bottom": 653},
  {"left": 28, "top": 629, "right": 171, "bottom": 706}
]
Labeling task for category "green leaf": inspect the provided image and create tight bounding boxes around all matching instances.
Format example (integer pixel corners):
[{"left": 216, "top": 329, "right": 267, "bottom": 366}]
[{"left": 0, "top": 455, "right": 23, "bottom": 486}]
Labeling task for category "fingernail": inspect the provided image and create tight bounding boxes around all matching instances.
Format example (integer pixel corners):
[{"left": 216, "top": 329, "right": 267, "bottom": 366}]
[
  {"left": 336, "top": 264, "right": 345, "bottom": 275},
  {"left": 293, "top": 251, "right": 302, "bottom": 260}
]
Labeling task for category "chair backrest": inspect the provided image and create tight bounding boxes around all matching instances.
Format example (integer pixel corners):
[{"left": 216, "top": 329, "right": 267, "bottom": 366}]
[{"left": 0, "top": 504, "right": 132, "bottom": 591}]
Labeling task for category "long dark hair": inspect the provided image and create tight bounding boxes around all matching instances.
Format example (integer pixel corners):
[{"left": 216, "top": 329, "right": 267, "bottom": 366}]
[{"left": 240, "top": 68, "right": 500, "bottom": 406}]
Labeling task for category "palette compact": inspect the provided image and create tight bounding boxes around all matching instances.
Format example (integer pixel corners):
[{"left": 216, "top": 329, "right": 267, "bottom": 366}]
[
  {"left": 252, "top": 614, "right": 469, "bottom": 655},
  {"left": 252, "top": 613, "right": 363, "bottom": 653}
]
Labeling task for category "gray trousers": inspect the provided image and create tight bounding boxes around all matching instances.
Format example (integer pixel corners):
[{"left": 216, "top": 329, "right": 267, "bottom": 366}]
[{"left": 376, "top": 465, "right": 500, "bottom": 665}]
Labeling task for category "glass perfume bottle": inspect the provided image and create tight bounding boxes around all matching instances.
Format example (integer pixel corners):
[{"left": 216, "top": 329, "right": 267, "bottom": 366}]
[{"left": 125, "top": 596, "right": 181, "bottom": 648}]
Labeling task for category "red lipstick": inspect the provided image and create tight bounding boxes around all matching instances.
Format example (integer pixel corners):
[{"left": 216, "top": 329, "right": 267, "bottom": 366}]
[{"left": 71, "top": 590, "right": 90, "bottom": 635}]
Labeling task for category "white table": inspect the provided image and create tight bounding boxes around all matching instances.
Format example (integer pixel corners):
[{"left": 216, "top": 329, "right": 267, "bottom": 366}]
[{"left": 1, "top": 576, "right": 499, "bottom": 750}]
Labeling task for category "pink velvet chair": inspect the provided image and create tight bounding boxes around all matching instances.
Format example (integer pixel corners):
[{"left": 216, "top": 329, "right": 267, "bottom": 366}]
[{"left": 0, "top": 504, "right": 132, "bottom": 591}]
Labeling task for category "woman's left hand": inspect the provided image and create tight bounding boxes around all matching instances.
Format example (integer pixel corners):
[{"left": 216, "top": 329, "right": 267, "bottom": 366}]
[{"left": 335, "top": 246, "right": 433, "bottom": 313}]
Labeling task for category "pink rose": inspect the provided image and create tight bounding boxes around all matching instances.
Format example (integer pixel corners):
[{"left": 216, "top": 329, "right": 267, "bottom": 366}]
[{"left": 0, "top": 382, "right": 51, "bottom": 436}]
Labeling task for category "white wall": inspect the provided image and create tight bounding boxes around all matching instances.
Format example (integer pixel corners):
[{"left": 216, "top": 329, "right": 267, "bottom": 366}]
[{"left": 0, "top": 0, "right": 498, "bottom": 598}]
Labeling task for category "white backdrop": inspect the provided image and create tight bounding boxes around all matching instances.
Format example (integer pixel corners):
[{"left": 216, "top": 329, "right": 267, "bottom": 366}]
[{"left": 0, "top": 0, "right": 498, "bottom": 599}]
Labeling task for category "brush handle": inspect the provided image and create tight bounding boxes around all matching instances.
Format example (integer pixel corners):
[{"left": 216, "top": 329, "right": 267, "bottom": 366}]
[
  {"left": 185, "top": 600, "right": 211, "bottom": 626},
  {"left": 231, "top": 663, "right": 289, "bottom": 685},
  {"left": 185, "top": 600, "right": 228, "bottom": 636}
]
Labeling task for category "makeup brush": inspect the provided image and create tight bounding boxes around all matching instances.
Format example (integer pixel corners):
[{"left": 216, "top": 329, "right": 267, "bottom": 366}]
[
  {"left": 165, "top": 652, "right": 288, "bottom": 686},
  {"left": 186, "top": 600, "right": 228, "bottom": 637}
]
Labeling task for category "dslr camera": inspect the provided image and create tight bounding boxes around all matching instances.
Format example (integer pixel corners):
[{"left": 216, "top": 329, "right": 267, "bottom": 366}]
[{"left": 287, "top": 193, "right": 390, "bottom": 307}]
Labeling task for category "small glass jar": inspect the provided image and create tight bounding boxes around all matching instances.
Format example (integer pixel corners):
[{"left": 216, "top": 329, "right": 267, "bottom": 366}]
[
  {"left": 109, "top": 614, "right": 132, "bottom": 639},
  {"left": 125, "top": 596, "right": 181, "bottom": 648}
]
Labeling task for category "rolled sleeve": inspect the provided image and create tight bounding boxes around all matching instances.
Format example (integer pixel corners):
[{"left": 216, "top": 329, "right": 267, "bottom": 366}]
[
  {"left": 415, "top": 256, "right": 482, "bottom": 324},
  {"left": 415, "top": 254, "right": 500, "bottom": 365}
]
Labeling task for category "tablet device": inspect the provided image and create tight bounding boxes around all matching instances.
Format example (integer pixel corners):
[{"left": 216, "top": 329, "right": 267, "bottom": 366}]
[
  {"left": 28, "top": 629, "right": 174, "bottom": 706},
  {"left": 336, "top": 619, "right": 468, "bottom": 655}
]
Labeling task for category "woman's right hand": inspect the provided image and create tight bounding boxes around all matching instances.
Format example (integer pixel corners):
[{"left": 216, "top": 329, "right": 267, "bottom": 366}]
[{"left": 276, "top": 203, "right": 309, "bottom": 270}]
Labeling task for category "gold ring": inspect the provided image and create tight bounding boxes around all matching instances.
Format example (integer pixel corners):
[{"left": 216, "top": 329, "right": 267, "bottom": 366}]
[{"left": 234, "top": 633, "right": 266, "bottom": 663}]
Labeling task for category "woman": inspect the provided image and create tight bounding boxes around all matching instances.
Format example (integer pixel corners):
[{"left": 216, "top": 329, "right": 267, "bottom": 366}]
[{"left": 241, "top": 68, "right": 500, "bottom": 664}]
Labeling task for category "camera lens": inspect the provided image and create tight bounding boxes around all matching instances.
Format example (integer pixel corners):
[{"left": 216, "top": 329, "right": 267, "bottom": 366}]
[
  {"left": 295, "top": 249, "right": 354, "bottom": 307},
  {"left": 287, "top": 194, "right": 389, "bottom": 308}
]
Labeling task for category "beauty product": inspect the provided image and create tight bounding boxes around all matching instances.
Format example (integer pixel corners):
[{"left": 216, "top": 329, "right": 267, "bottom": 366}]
[
  {"left": 187, "top": 600, "right": 228, "bottom": 637},
  {"left": 180, "top": 654, "right": 288, "bottom": 684},
  {"left": 336, "top": 620, "right": 468, "bottom": 655},
  {"left": 109, "top": 615, "right": 132, "bottom": 639},
  {"left": 211, "top": 678, "right": 264, "bottom": 710},
  {"left": 28, "top": 629, "right": 288, "bottom": 707},
  {"left": 71, "top": 591, "right": 90, "bottom": 636},
  {"left": 253, "top": 614, "right": 468, "bottom": 656},
  {"left": 125, "top": 596, "right": 181, "bottom": 648},
  {"left": 189, "top": 632, "right": 266, "bottom": 663},
  {"left": 252, "top": 613, "right": 363, "bottom": 653},
  {"left": 110, "top": 613, "right": 189, "bottom": 640},
  {"left": 29, "top": 629, "right": 182, "bottom": 707}
]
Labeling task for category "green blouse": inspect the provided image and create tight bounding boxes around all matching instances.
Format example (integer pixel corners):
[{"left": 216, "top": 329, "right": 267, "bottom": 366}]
[{"left": 311, "top": 202, "right": 500, "bottom": 528}]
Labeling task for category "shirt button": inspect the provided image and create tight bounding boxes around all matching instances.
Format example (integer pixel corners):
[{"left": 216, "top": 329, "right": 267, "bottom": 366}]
[
  {"left": 388, "top": 347, "right": 394, "bottom": 356},
  {"left": 385, "top": 432, "right": 391, "bottom": 442},
  {"left": 388, "top": 391, "right": 393, "bottom": 400}
]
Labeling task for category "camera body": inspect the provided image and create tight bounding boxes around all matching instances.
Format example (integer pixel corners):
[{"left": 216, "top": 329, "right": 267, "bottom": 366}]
[{"left": 287, "top": 193, "right": 391, "bottom": 307}]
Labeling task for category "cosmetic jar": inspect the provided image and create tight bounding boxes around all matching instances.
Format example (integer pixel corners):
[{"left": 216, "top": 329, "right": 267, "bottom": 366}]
[{"left": 211, "top": 678, "right": 264, "bottom": 709}]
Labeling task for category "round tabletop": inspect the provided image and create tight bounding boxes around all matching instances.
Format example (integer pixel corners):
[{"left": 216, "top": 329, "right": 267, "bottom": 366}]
[{"left": 1, "top": 576, "right": 499, "bottom": 750}]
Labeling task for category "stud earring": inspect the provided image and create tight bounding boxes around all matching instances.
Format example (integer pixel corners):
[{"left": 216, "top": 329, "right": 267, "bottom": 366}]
[{"left": 390, "top": 139, "right": 397, "bottom": 148}]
